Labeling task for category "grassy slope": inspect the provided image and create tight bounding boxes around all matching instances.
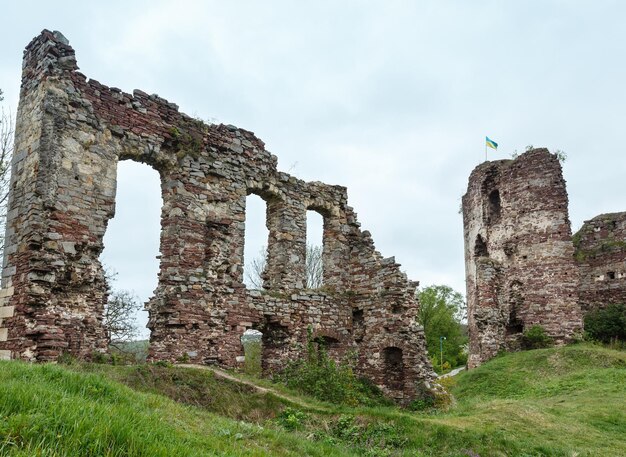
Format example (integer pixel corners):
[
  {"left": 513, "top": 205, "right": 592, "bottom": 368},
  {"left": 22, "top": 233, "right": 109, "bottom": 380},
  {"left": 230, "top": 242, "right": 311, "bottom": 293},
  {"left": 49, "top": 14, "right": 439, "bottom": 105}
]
[
  {"left": 1, "top": 344, "right": 624, "bottom": 456},
  {"left": 0, "top": 362, "right": 349, "bottom": 456},
  {"left": 440, "top": 344, "right": 626, "bottom": 456}
]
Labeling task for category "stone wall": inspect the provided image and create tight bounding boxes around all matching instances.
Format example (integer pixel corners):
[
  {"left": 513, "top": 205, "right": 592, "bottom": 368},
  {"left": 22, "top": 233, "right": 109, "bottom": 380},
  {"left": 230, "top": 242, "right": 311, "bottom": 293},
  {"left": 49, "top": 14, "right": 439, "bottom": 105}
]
[
  {"left": 462, "top": 149, "right": 583, "bottom": 368},
  {"left": 574, "top": 212, "right": 626, "bottom": 313},
  {"left": 0, "top": 30, "right": 436, "bottom": 402}
]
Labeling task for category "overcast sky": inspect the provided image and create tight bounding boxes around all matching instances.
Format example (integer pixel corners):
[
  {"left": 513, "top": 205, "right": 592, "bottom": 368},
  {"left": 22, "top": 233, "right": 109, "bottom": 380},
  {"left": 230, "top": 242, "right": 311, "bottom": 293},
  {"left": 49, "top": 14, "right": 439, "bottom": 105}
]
[{"left": 2, "top": 1, "right": 626, "bottom": 337}]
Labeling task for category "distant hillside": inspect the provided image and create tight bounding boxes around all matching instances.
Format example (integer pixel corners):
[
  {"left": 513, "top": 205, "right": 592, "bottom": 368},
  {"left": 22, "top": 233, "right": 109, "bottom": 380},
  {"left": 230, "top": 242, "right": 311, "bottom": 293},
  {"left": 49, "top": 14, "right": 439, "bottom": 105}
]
[
  {"left": 110, "top": 339, "right": 149, "bottom": 363},
  {"left": 0, "top": 344, "right": 624, "bottom": 456}
]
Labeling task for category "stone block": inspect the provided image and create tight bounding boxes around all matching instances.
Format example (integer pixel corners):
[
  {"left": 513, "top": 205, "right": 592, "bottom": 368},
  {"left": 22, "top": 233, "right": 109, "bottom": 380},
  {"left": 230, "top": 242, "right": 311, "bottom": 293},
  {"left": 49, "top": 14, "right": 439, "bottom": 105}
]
[{"left": 0, "top": 306, "right": 14, "bottom": 318}]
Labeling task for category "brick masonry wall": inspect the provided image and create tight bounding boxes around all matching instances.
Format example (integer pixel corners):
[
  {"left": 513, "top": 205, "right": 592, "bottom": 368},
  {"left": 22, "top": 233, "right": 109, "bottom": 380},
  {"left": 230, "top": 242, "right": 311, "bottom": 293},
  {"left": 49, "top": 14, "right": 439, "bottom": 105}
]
[
  {"left": 462, "top": 150, "right": 583, "bottom": 368},
  {"left": 574, "top": 212, "right": 626, "bottom": 314},
  {"left": 0, "top": 30, "right": 436, "bottom": 402}
]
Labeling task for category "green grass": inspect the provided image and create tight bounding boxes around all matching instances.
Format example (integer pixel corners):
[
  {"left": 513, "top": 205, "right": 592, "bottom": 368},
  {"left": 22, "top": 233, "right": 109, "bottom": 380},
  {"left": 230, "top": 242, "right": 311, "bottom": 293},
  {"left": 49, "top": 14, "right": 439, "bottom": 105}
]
[
  {"left": 429, "top": 344, "right": 626, "bottom": 456},
  {"left": 1, "top": 344, "right": 624, "bottom": 456},
  {"left": 0, "top": 362, "right": 350, "bottom": 456},
  {"left": 82, "top": 363, "right": 292, "bottom": 423}
]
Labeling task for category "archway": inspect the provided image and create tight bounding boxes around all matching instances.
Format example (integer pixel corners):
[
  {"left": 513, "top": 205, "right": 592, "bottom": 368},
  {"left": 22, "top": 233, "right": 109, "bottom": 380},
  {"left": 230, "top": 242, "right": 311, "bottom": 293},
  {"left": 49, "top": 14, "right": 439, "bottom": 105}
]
[
  {"left": 306, "top": 210, "right": 324, "bottom": 288},
  {"left": 100, "top": 160, "right": 162, "bottom": 347},
  {"left": 243, "top": 194, "right": 269, "bottom": 289}
]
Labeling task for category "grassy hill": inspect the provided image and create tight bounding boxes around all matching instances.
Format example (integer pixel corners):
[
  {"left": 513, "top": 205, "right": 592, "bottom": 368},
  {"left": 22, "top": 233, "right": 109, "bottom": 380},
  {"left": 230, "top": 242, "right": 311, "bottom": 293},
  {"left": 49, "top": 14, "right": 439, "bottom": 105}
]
[{"left": 0, "top": 344, "right": 624, "bottom": 456}]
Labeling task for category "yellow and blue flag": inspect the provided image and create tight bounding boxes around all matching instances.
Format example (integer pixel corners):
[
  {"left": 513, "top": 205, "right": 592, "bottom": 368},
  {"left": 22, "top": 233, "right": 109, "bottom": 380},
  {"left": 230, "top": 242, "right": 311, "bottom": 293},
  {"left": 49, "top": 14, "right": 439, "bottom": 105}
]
[{"left": 486, "top": 136, "right": 498, "bottom": 150}]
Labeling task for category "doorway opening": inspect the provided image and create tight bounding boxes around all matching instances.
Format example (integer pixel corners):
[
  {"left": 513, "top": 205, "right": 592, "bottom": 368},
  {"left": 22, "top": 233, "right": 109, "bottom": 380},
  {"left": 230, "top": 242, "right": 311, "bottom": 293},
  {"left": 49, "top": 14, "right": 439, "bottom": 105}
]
[
  {"left": 241, "top": 329, "right": 263, "bottom": 376},
  {"left": 100, "top": 160, "right": 162, "bottom": 347}
]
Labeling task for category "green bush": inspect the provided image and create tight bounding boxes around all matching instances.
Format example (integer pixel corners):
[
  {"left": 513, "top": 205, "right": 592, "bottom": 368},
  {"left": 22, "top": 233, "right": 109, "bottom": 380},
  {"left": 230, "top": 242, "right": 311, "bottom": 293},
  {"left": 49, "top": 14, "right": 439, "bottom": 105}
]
[
  {"left": 522, "top": 325, "right": 553, "bottom": 349},
  {"left": 408, "top": 378, "right": 453, "bottom": 412},
  {"left": 584, "top": 303, "right": 626, "bottom": 344},
  {"left": 276, "top": 408, "right": 308, "bottom": 431},
  {"left": 323, "top": 415, "right": 407, "bottom": 451},
  {"left": 275, "top": 329, "right": 391, "bottom": 407}
]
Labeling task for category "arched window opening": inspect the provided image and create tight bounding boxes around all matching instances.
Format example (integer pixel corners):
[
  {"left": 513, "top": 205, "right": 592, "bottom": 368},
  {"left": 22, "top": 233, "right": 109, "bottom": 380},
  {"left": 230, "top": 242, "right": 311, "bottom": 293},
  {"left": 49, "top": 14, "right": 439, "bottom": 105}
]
[
  {"left": 607, "top": 271, "right": 616, "bottom": 280},
  {"left": 100, "top": 160, "right": 162, "bottom": 347},
  {"left": 488, "top": 189, "right": 501, "bottom": 223},
  {"left": 391, "top": 302, "right": 403, "bottom": 314},
  {"left": 262, "top": 321, "right": 289, "bottom": 348},
  {"left": 313, "top": 335, "right": 341, "bottom": 360},
  {"left": 474, "top": 234, "right": 488, "bottom": 257},
  {"left": 383, "top": 347, "right": 405, "bottom": 390},
  {"left": 243, "top": 194, "right": 269, "bottom": 290},
  {"left": 352, "top": 308, "right": 365, "bottom": 342},
  {"left": 506, "top": 281, "right": 524, "bottom": 336},
  {"left": 313, "top": 335, "right": 339, "bottom": 346},
  {"left": 241, "top": 329, "right": 263, "bottom": 376},
  {"left": 306, "top": 210, "right": 324, "bottom": 289}
]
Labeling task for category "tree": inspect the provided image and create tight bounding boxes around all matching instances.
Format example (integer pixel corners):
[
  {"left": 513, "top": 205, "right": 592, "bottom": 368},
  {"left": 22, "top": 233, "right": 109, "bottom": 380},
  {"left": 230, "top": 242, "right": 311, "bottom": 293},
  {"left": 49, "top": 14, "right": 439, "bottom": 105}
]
[
  {"left": 0, "top": 89, "right": 14, "bottom": 272},
  {"left": 245, "top": 244, "right": 323, "bottom": 290},
  {"left": 103, "top": 269, "right": 143, "bottom": 349},
  {"left": 245, "top": 246, "right": 267, "bottom": 290},
  {"left": 104, "top": 289, "right": 142, "bottom": 348},
  {"left": 305, "top": 244, "right": 323, "bottom": 289},
  {"left": 584, "top": 303, "right": 626, "bottom": 345},
  {"left": 416, "top": 285, "right": 468, "bottom": 370}
]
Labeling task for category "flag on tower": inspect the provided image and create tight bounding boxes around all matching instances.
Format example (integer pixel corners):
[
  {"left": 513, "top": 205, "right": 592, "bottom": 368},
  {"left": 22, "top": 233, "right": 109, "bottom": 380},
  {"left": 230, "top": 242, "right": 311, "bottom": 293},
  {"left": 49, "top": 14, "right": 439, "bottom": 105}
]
[{"left": 486, "top": 136, "right": 498, "bottom": 150}]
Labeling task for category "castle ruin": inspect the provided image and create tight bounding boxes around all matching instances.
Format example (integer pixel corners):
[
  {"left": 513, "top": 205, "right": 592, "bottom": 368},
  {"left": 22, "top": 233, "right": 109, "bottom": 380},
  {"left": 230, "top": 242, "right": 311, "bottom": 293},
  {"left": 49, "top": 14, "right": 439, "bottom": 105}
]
[
  {"left": 574, "top": 212, "right": 626, "bottom": 313},
  {"left": 463, "top": 147, "right": 626, "bottom": 368},
  {"left": 0, "top": 30, "right": 436, "bottom": 401},
  {"left": 462, "top": 149, "right": 583, "bottom": 368}
]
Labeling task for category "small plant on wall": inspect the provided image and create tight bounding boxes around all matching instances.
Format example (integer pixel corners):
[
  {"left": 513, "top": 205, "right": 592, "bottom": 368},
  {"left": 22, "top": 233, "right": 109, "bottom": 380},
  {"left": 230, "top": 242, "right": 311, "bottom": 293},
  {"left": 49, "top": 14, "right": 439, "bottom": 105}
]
[{"left": 521, "top": 325, "right": 553, "bottom": 349}]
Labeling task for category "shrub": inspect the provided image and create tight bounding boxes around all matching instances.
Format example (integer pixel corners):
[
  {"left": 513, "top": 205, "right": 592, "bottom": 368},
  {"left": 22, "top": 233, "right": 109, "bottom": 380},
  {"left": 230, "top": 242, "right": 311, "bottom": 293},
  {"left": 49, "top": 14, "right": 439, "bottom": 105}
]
[
  {"left": 90, "top": 351, "right": 110, "bottom": 364},
  {"left": 522, "top": 325, "right": 553, "bottom": 349},
  {"left": 57, "top": 351, "right": 77, "bottom": 365},
  {"left": 276, "top": 408, "right": 308, "bottom": 431},
  {"left": 275, "top": 328, "right": 391, "bottom": 407},
  {"left": 409, "top": 379, "right": 453, "bottom": 412},
  {"left": 327, "top": 415, "right": 407, "bottom": 449},
  {"left": 584, "top": 303, "right": 626, "bottom": 344},
  {"left": 408, "top": 393, "right": 435, "bottom": 411}
]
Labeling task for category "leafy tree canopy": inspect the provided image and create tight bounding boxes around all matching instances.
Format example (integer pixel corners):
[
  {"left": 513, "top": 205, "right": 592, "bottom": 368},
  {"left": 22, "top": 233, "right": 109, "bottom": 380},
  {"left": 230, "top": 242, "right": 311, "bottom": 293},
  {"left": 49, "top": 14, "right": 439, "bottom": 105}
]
[{"left": 416, "top": 285, "right": 467, "bottom": 371}]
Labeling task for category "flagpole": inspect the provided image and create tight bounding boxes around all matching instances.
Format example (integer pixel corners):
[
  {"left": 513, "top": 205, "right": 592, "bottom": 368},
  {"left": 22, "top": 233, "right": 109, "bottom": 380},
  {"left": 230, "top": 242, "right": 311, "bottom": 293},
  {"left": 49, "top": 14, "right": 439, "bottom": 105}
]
[{"left": 485, "top": 142, "right": 487, "bottom": 162}]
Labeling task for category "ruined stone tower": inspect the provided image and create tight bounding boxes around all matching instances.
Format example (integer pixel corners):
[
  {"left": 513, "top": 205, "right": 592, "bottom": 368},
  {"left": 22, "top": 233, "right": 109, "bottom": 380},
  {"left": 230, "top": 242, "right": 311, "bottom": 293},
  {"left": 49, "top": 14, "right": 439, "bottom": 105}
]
[
  {"left": 462, "top": 149, "right": 583, "bottom": 368},
  {"left": 574, "top": 212, "right": 626, "bottom": 313},
  {"left": 0, "top": 30, "right": 436, "bottom": 401}
]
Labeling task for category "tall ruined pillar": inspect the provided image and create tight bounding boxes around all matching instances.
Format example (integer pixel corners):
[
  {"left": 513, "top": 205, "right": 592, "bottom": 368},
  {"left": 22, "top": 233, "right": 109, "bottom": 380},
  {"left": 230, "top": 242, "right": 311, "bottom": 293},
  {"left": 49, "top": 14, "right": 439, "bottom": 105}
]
[
  {"left": 307, "top": 184, "right": 352, "bottom": 290},
  {"left": 462, "top": 149, "right": 582, "bottom": 368},
  {"left": 264, "top": 193, "right": 307, "bottom": 291},
  {"left": 0, "top": 31, "right": 116, "bottom": 360}
]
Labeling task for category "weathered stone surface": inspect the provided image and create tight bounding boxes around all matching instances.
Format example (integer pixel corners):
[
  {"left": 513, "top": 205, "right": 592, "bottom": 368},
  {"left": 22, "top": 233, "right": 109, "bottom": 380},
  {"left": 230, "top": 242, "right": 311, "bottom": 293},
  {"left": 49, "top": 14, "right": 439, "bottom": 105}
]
[
  {"left": 574, "top": 212, "right": 626, "bottom": 313},
  {"left": 462, "top": 150, "right": 583, "bottom": 368},
  {"left": 0, "top": 30, "right": 436, "bottom": 402}
]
